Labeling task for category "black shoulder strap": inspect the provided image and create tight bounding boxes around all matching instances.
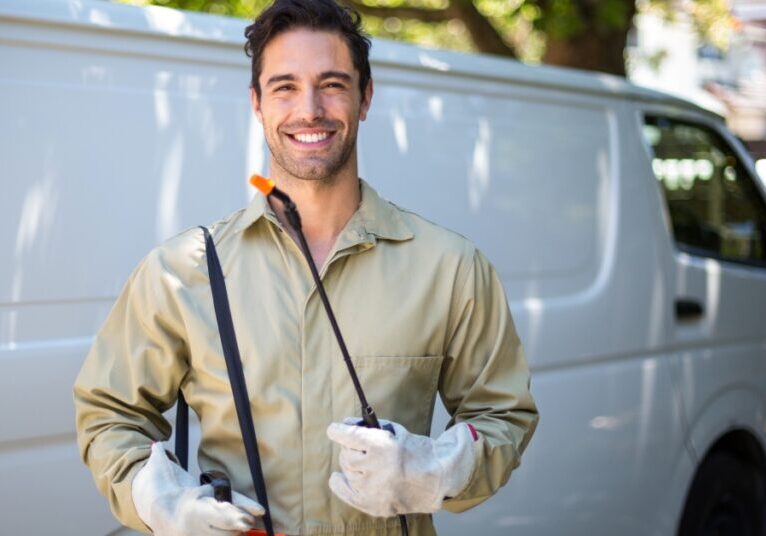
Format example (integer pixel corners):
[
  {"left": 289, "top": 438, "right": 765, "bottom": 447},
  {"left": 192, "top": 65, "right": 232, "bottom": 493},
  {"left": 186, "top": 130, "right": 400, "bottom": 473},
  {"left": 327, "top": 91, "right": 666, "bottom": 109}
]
[
  {"left": 174, "top": 391, "right": 189, "bottom": 470},
  {"left": 175, "top": 226, "right": 275, "bottom": 536}
]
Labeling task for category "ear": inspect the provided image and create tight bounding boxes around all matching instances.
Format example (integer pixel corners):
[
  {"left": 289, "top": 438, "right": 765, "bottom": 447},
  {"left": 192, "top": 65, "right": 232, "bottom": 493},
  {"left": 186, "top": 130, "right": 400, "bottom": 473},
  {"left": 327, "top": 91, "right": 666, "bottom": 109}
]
[
  {"left": 250, "top": 86, "right": 263, "bottom": 124},
  {"left": 359, "top": 78, "right": 373, "bottom": 122}
]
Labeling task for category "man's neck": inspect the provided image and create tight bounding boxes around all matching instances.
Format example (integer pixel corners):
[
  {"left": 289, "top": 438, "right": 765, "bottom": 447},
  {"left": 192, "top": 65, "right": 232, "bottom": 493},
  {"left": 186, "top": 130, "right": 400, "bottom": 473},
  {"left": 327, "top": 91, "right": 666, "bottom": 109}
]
[{"left": 269, "top": 172, "right": 361, "bottom": 267}]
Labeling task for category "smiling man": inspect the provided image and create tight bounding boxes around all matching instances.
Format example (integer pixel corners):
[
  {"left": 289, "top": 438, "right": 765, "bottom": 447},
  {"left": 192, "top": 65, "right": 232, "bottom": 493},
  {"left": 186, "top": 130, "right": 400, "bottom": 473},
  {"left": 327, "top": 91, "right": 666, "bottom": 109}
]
[
  {"left": 73, "top": 1, "right": 538, "bottom": 535},
  {"left": 250, "top": 23, "right": 373, "bottom": 267}
]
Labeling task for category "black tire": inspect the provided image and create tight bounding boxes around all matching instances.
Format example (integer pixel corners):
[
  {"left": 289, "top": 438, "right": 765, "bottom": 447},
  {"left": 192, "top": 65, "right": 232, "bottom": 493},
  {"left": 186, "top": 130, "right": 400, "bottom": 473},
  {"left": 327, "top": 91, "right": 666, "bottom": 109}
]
[{"left": 678, "top": 452, "right": 765, "bottom": 536}]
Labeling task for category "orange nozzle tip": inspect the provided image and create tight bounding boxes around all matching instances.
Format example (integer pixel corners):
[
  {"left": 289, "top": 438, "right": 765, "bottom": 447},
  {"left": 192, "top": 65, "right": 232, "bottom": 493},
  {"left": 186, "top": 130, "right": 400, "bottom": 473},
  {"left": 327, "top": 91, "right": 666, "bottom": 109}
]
[{"left": 249, "top": 174, "right": 275, "bottom": 195}]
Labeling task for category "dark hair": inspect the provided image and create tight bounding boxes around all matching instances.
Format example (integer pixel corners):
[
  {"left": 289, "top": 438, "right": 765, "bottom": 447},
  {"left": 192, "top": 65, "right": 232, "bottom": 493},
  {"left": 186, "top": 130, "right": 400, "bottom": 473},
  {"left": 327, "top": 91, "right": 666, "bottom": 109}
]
[{"left": 244, "top": 0, "right": 371, "bottom": 100}]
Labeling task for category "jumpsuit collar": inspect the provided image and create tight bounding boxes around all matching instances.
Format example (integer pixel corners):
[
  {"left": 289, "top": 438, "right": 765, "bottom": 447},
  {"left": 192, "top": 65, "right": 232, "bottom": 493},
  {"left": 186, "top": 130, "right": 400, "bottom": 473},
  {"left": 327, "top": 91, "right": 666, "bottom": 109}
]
[{"left": 234, "top": 178, "right": 414, "bottom": 244}]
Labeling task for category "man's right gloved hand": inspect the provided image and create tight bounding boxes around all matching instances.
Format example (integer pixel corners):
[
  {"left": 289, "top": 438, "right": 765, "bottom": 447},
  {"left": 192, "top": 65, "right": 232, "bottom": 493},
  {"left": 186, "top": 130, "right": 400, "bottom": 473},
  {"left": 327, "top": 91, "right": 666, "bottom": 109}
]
[{"left": 132, "top": 442, "right": 264, "bottom": 536}]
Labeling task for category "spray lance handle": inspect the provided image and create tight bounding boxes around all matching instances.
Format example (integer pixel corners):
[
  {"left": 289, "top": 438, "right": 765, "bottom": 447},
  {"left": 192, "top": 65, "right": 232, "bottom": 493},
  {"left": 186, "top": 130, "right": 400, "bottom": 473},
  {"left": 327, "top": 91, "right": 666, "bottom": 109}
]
[
  {"left": 355, "top": 417, "right": 396, "bottom": 434},
  {"left": 199, "top": 471, "right": 286, "bottom": 536},
  {"left": 357, "top": 404, "right": 395, "bottom": 434},
  {"left": 200, "top": 470, "right": 233, "bottom": 502}
]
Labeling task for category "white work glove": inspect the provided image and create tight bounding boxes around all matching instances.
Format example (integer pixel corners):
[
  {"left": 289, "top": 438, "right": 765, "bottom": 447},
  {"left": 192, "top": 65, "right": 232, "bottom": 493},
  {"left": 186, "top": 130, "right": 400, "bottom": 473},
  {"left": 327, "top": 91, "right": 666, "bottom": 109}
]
[
  {"left": 326, "top": 418, "right": 478, "bottom": 517},
  {"left": 131, "top": 442, "right": 264, "bottom": 536}
]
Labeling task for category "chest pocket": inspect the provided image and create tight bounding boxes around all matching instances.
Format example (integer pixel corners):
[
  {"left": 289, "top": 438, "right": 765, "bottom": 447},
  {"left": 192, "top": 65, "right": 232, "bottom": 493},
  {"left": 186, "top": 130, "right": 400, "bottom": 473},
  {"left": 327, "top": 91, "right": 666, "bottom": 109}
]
[{"left": 346, "top": 355, "right": 444, "bottom": 436}]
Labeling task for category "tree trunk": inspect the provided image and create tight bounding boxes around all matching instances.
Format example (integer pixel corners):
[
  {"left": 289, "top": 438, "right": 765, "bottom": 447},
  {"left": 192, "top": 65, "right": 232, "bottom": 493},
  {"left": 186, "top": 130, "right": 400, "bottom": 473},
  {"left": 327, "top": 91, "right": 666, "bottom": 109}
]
[
  {"left": 450, "top": 0, "right": 517, "bottom": 58},
  {"left": 542, "top": 2, "right": 636, "bottom": 76},
  {"left": 345, "top": 0, "right": 516, "bottom": 59}
]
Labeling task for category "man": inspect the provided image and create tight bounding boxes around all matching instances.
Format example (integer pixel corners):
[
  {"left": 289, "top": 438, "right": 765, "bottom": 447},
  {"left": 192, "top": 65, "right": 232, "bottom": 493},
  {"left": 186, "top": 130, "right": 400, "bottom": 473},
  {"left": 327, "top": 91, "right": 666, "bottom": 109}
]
[{"left": 74, "top": 0, "right": 538, "bottom": 534}]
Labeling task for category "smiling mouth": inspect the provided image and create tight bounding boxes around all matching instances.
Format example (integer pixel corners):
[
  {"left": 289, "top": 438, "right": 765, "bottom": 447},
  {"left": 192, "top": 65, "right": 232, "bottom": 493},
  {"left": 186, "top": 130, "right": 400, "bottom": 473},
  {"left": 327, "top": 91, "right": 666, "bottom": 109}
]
[{"left": 287, "top": 131, "right": 335, "bottom": 145}]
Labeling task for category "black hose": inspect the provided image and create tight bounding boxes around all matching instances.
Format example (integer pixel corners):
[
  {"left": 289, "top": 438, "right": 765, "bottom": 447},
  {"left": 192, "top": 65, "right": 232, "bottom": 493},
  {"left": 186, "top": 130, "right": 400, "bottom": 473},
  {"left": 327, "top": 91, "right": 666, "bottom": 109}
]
[{"left": 277, "top": 194, "right": 408, "bottom": 536}]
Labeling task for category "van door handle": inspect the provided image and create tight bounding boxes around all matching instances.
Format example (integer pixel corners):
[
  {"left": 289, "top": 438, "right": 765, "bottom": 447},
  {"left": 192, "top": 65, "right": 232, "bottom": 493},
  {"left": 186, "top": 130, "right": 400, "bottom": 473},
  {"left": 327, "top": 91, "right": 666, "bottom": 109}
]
[{"left": 675, "top": 298, "right": 704, "bottom": 320}]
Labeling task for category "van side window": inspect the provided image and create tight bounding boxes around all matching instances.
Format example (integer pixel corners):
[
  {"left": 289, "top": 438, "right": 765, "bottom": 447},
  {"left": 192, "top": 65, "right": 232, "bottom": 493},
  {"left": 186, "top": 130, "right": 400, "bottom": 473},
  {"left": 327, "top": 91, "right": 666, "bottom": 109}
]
[{"left": 642, "top": 116, "right": 766, "bottom": 267}]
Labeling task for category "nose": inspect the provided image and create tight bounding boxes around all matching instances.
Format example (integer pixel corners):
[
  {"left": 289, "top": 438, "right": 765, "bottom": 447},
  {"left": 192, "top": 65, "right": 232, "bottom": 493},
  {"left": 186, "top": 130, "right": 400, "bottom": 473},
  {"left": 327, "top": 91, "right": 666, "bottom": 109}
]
[{"left": 296, "top": 86, "right": 324, "bottom": 122}]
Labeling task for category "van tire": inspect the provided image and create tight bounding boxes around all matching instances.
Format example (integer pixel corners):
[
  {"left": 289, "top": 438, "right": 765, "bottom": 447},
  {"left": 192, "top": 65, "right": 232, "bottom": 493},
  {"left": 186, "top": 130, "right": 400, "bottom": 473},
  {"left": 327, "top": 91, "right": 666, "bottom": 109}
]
[{"left": 678, "top": 452, "right": 765, "bottom": 536}]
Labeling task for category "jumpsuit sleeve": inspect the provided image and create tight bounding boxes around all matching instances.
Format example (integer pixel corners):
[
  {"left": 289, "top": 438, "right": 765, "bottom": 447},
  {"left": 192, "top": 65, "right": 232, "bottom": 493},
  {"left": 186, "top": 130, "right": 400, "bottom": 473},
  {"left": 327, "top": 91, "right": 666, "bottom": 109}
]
[
  {"left": 439, "top": 247, "right": 539, "bottom": 513},
  {"left": 73, "top": 246, "right": 190, "bottom": 533}
]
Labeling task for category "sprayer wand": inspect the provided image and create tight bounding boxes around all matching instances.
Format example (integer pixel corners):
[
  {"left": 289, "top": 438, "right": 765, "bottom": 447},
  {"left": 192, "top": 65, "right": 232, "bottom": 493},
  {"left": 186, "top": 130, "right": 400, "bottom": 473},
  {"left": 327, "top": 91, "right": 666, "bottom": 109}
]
[
  {"left": 250, "top": 175, "right": 381, "bottom": 428},
  {"left": 250, "top": 175, "right": 407, "bottom": 536}
]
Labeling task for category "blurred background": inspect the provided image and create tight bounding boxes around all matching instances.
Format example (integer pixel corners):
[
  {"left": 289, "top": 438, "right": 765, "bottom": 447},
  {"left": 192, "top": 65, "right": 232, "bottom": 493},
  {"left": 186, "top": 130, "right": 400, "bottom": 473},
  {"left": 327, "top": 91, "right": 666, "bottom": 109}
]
[{"left": 110, "top": 0, "right": 766, "bottom": 176}]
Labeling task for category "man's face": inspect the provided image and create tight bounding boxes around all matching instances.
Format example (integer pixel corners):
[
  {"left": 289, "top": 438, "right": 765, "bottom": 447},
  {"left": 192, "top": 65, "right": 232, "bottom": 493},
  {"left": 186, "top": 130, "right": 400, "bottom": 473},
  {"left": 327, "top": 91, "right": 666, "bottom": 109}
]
[{"left": 251, "top": 28, "right": 373, "bottom": 182}]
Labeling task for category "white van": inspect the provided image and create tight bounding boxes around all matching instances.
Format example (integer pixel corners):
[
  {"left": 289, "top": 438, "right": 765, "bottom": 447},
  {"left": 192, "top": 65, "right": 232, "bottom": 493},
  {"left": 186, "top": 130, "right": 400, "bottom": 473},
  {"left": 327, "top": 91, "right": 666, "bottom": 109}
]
[{"left": 1, "top": 1, "right": 764, "bottom": 535}]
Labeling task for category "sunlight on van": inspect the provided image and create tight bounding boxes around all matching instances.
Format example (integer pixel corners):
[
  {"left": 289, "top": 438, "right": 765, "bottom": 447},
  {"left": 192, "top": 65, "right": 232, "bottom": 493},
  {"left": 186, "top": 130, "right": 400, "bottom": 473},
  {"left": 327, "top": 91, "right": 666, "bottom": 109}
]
[
  {"left": 418, "top": 52, "right": 450, "bottom": 72},
  {"left": 521, "top": 295, "right": 544, "bottom": 362},
  {"left": 12, "top": 178, "right": 58, "bottom": 332},
  {"left": 391, "top": 110, "right": 408, "bottom": 154},
  {"left": 88, "top": 9, "right": 112, "bottom": 27},
  {"left": 468, "top": 119, "right": 491, "bottom": 212},
  {"left": 157, "top": 136, "right": 183, "bottom": 241},
  {"left": 144, "top": 4, "right": 191, "bottom": 36},
  {"left": 154, "top": 72, "right": 172, "bottom": 129},
  {"left": 15, "top": 178, "right": 57, "bottom": 258},
  {"left": 703, "top": 257, "right": 722, "bottom": 327},
  {"left": 636, "top": 359, "right": 658, "bottom": 470},
  {"left": 589, "top": 414, "right": 631, "bottom": 431},
  {"left": 427, "top": 96, "right": 444, "bottom": 122},
  {"left": 594, "top": 147, "right": 618, "bottom": 297}
]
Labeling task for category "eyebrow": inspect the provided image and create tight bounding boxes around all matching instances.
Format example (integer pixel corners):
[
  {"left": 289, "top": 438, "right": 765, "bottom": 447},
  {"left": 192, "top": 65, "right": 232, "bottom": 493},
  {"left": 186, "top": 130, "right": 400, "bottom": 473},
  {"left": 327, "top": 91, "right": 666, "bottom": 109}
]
[
  {"left": 265, "top": 71, "right": 353, "bottom": 87},
  {"left": 265, "top": 74, "right": 296, "bottom": 86},
  {"left": 319, "top": 70, "right": 352, "bottom": 82}
]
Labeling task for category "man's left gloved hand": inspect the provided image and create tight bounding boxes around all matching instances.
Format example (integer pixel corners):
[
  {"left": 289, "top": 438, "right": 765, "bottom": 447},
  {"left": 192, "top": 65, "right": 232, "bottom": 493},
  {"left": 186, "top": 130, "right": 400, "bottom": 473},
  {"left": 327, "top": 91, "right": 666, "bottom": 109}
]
[{"left": 326, "top": 418, "right": 478, "bottom": 517}]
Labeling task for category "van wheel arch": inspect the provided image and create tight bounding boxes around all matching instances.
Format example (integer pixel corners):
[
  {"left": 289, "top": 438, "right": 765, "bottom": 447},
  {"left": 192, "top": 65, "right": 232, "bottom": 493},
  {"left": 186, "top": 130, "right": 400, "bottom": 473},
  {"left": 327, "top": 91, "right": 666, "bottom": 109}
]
[{"left": 678, "top": 429, "right": 766, "bottom": 536}]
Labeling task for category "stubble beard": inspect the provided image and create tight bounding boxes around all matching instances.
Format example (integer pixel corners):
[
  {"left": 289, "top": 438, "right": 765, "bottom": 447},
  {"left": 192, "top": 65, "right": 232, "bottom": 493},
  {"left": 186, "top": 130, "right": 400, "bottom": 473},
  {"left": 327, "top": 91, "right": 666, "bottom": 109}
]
[{"left": 266, "top": 123, "right": 358, "bottom": 183}]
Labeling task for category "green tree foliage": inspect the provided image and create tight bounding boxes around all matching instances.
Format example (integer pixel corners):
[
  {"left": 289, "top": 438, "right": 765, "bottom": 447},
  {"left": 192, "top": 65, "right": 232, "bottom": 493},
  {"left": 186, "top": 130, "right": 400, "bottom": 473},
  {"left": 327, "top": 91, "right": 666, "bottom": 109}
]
[
  {"left": 116, "top": 0, "right": 267, "bottom": 17},
  {"left": 112, "top": 0, "right": 734, "bottom": 76}
]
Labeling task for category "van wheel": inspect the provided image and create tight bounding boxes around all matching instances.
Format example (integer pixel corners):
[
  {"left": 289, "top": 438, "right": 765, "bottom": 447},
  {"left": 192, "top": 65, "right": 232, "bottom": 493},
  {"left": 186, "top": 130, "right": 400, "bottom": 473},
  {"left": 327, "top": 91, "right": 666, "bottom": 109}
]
[{"left": 678, "top": 452, "right": 765, "bottom": 536}]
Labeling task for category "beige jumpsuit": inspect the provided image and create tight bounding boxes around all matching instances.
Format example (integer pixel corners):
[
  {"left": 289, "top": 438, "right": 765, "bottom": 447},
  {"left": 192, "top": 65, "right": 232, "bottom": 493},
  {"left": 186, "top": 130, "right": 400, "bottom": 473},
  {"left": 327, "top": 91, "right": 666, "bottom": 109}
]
[{"left": 74, "top": 179, "right": 538, "bottom": 535}]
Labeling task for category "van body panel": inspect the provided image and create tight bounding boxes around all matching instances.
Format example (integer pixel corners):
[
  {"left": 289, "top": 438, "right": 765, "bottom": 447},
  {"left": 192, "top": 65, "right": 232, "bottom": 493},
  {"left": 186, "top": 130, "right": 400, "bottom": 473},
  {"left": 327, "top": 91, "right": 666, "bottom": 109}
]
[
  {"left": 0, "top": 40, "right": 257, "bottom": 305},
  {"left": 0, "top": 429, "right": 121, "bottom": 535},
  {"left": 1, "top": 1, "right": 764, "bottom": 535},
  {"left": 364, "top": 80, "right": 612, "bottom": 291}
]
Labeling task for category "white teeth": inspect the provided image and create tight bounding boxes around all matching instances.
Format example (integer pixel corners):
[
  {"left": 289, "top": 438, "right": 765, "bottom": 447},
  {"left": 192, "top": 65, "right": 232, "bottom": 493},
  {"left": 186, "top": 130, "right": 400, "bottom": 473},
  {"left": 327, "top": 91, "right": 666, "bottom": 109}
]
[{"left": 294, "top": 132, "right": 329, "bottom": 143}]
